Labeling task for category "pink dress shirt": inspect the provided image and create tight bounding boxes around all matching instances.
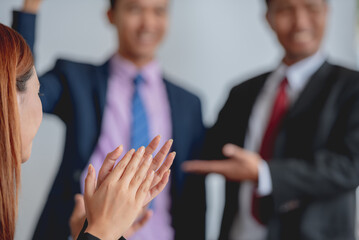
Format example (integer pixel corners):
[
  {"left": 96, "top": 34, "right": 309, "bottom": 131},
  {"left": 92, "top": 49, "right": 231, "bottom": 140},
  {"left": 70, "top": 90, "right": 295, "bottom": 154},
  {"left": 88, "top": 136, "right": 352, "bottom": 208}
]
[{"left": 80, "top": 54, "right": 174, "bottom": 240}]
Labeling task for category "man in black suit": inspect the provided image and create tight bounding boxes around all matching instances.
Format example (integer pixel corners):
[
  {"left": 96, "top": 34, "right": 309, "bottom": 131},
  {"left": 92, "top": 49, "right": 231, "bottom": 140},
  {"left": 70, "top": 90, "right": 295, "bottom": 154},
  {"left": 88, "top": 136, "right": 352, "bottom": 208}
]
[
  {"left": 14, "top": 0, "right": 206, "bottom": 239},
  {"left": 184, "top": 0, "right": 359, "bottom": 239}
]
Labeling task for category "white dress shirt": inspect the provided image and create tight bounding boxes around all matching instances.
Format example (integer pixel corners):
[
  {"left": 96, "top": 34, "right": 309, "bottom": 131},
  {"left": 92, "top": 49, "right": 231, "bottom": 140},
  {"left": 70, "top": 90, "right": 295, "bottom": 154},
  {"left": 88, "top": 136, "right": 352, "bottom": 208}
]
[{"left": 229, "top": 51, "right": 326, "bottom": 240}]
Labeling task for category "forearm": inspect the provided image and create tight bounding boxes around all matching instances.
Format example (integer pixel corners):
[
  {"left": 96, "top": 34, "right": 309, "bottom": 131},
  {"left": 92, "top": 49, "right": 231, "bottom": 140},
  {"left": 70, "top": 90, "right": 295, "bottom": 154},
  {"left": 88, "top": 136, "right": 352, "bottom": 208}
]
[
  {"left": 12, "top": 10, "right": 36, "bottom": 52},
  {"left": 269, "top": 90, "right": 359, "bottom": 211},
  {"left": 269, "top": 152, "right": 359, "bottom": 210},
  {"left": 12, "top": 6, "right": 66, "bottom": 114}
]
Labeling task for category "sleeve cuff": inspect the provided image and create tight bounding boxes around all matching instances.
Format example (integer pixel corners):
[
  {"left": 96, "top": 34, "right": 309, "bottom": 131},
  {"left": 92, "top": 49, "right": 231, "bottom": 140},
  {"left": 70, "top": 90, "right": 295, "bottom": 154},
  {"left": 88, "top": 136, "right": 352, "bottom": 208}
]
[
  {"left": 78, "top": 233, "right": 101, "bottom": 240},
  {"left": 256, "top": 160, "right": 273, "bottom": 196}
]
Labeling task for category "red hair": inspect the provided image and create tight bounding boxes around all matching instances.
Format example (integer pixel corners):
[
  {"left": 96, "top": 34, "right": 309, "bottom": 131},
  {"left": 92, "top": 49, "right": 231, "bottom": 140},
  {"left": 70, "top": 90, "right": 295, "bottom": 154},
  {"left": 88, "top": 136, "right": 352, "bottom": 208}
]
[{"left": 0, "top": 23, "right": 34, "bottom": 239}]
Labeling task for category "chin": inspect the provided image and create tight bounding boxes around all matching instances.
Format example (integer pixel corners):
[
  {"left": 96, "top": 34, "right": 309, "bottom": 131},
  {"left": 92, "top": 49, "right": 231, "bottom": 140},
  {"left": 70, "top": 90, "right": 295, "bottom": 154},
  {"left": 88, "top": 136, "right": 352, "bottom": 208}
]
[
  {"left": 134, "top": 45, "right": 157, "bottom": 55},
  {"left": 293, "top": 41, "right": 318, "bottom": 53},
  {"left": 21, "top": 146, "right": 32, "bottom": 163},
  {"left": 287, "top": 45, "right": 318, "bottom": 60},
  {"left": 135, "top": 50, "right": 155, "bottom": 59},
  {"left": 295, "top": 49, "right": 317, "bottom": 60},
  {"left": 21, "top": 153, "right": 31, "bottom": 163}
]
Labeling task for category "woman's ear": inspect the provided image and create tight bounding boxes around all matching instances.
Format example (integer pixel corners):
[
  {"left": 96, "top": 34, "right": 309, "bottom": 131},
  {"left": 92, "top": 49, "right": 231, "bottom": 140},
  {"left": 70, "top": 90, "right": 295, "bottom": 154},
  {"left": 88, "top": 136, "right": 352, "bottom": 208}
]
[
  {"left": 266, "top": 11, "right": 275, "bottom": 31},
  {"left": 107, "top": 8, "right": 114, "bottom": 25}
]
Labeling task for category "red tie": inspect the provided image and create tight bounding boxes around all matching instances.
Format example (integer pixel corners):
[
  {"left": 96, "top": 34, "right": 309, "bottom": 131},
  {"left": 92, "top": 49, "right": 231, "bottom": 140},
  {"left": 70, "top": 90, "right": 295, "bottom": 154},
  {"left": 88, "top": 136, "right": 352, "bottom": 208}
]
[{"left": 251, "top": 77, "right": 289, "bottom": 224}]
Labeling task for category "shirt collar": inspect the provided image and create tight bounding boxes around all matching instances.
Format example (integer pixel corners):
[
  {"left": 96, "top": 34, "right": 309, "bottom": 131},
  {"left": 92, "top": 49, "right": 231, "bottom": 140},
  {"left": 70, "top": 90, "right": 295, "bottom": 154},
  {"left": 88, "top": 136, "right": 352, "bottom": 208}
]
[
  {"left": 110, "top": 53, "right": 162, "bottom": 85},
  {"left": 279, "top": 50, "right": 326, "bottom": 91}
]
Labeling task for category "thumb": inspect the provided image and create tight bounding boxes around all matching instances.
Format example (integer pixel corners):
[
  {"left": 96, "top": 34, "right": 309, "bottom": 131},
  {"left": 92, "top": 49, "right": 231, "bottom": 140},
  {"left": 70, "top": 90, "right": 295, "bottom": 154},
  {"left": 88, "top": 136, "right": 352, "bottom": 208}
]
[
  {"left": 222, "top": 144, "right": 246, "bottom": 159},
  {"left": 124, "top": 210, "right": 153, "bottom": 238},
  {"left": 70, "top": 194, "right": 87, "bottom": 240},
  {"left": 84, "top": 164, "right": 96, "bottom": 200},
  {"left": 73, "top": 194, "right": 86, "bottom": 217}
]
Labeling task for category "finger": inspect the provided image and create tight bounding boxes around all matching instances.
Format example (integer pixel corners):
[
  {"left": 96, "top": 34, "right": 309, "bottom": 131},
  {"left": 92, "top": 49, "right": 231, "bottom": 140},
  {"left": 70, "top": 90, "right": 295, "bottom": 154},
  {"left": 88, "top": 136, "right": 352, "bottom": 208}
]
[
  {"left": 69, "top": 194, "right": 86, "bottom": 240},
  {"left": 97, "top": 145, "right": 123, "bottom": 189},
  {"left": 72, "top": 194, "right": 86, "bottom": 218},
  {"left": 120, "top": 146, "right": 146, "bottom": 185},
  {"left": 144, "top": 135, "right": 161, "bottom": 159},
  {"left": 129, "top": 154, "right": 153, "bottom": 190},
  {"left": 145, "top": 169, "right": 170, "bottom": 205},
  {"left": 182, "top": 160, "right": 231, "bottom": 175},
  {"left": 123, "top": 210, "right": 153, "bottom": 239},
  {"left": 84, "top": 164, "right": 96, "bottom": 200},
  {"left": 222, "top": 144, "right": 247, "bottom": 159},
  {"left": 107, "top": 148, "right": 136, "bottom": 182},
  {"left": 151, "top": 151, "right": 175, "bottom": 188},
  {"left": 151, "top": 139, "right": 173, "bottom": 171},
  {"left": 137, "top": 170, "right": 155, "bottom": 202}
]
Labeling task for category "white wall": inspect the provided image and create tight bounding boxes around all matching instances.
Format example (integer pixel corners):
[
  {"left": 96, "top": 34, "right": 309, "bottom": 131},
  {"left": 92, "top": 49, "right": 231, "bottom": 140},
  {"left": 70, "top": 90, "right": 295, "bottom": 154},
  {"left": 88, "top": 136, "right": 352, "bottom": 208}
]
[{"left": 0, "top": 0, "right": 357, "bottom": 239}]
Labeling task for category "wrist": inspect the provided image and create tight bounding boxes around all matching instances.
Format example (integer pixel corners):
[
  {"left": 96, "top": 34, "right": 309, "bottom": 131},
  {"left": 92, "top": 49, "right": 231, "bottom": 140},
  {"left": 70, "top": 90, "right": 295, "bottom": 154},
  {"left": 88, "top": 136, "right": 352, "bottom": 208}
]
[
  {"left": 86, "top": 224, "right": 112, "bottom": 240},
  {"left": 253, "top": 168, "right": 259, "bottom": 183},
  {"left": 249, "top": 162, "right": 260, "bottom": 182}
]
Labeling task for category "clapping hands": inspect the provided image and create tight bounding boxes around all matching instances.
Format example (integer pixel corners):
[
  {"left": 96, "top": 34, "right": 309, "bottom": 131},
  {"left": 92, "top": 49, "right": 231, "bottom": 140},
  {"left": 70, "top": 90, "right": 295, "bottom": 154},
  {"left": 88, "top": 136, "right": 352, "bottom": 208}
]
[{"left": 69, "top": 136, "right": 175, "bottom": 240}]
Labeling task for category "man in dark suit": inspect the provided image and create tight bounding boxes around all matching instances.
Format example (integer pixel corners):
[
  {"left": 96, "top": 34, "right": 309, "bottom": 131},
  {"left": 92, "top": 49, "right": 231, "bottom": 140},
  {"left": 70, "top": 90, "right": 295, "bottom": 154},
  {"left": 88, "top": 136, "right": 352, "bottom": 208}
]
[
  {"left": 13, "top": 0, "right": 206, "bottom": 239},
  {"left": 183, "top": 0, "right": 359, "bottom": 239}
]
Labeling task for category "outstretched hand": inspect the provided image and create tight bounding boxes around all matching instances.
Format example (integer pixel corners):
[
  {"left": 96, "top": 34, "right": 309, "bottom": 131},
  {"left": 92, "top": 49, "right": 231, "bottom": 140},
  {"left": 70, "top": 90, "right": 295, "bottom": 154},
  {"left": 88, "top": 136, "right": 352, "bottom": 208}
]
[{"left": 182, "top": 144, "right": 260, "bottom": 182}]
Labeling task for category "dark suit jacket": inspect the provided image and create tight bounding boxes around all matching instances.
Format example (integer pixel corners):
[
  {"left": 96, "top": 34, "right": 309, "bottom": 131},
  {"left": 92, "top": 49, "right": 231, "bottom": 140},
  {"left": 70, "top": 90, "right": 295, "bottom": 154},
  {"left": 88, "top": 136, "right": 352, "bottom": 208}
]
[
  {"left": 78, "top": 233, "right": 125, "bottom": 240},
  {"left": 203, "top": 62, "right": 359, "bottom": 240},
  {"left": 13, "top": 11, "right": 206, "bottom": 240}
]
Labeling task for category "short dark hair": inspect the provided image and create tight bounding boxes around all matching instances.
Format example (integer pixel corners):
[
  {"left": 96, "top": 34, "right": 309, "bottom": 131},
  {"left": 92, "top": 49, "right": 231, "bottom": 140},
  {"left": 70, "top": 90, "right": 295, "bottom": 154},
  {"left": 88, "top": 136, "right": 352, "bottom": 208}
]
[
  {"left": 265, "top": 0, "right": 327, "bottom": 6},
  {"left": 110, "top": 0, "right": 116, "bottom": 9}
]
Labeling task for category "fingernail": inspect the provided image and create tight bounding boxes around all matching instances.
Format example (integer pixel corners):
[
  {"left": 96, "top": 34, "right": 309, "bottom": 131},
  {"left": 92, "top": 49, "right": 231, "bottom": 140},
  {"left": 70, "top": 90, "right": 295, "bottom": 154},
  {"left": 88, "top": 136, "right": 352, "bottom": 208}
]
[
  {"left": 139, "top": 146, "right": 145, "bottom": 154},
  {"left": 147, "top": 154, "right": 153, "bottom": 162},
  {"left": 168, "top": 139, "right": 173, "bottom": 144},
  {"left": 223, "top": 144, "right": 234, "bottom": 155},
  {"left": 172, "top": 151, "right": 176, "bottom": 157},
  {"left": 88, "top": 164, "right": 93, "bottom": 174}
]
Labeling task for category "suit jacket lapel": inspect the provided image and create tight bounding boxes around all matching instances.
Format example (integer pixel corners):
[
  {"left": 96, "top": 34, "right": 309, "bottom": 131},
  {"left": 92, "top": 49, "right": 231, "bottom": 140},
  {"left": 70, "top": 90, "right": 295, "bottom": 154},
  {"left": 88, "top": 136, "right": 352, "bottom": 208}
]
[
  {"left": 95, "top": 60, "right": 110, "bottom": 119},
  {"left": 287, "top": 62, "right": 331, "bottom": 119},
  {"left": 219, "top": 73, "right": 270, "bottom": 239},
  {"left": 85, "top": 60, "right": 110, "bottom": 163},
  {"left": 274, "top": 62, "right": 333, "bottom": 157},
  {"left": 163, "top": 79, "right": 185, "bottom": 192}
]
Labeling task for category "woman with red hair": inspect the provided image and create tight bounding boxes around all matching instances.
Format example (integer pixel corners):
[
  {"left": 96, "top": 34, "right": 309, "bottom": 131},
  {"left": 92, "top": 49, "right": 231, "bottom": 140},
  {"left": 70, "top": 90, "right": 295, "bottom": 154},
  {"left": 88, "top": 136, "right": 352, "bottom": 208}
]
[{"left": 0, "top": 23, "right": 174, "bottom": 240}]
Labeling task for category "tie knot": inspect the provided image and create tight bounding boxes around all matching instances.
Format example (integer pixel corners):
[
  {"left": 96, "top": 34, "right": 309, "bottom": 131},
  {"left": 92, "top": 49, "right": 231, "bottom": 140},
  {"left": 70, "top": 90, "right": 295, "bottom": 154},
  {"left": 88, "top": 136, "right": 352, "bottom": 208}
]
[
  {"left": 134, "top": 74, "right": 144, "bottom": 86},
  {"left": 280, "top": 77, "right": 289, "bottom": 88}
]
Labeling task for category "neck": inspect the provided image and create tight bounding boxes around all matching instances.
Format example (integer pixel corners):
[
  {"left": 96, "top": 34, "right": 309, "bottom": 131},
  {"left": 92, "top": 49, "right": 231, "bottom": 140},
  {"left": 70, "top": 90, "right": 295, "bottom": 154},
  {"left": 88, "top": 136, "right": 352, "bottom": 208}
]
[
  {"left": 118, "top": 49, "right": 154, "bottom": 68},
  {"left": 283, "top": 55, "right": 304, "bottom": 66},
  {"left": 282, "top": 52, "right": 318, "bottom": 66}
]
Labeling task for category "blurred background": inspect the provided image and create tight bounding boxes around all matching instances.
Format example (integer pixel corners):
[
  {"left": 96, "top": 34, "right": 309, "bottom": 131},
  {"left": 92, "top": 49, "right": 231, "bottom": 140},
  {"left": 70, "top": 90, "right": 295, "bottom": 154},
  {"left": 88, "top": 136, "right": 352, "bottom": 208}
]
[{"left": 0, "top": 0, "right": 358, "bottom": 239}]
